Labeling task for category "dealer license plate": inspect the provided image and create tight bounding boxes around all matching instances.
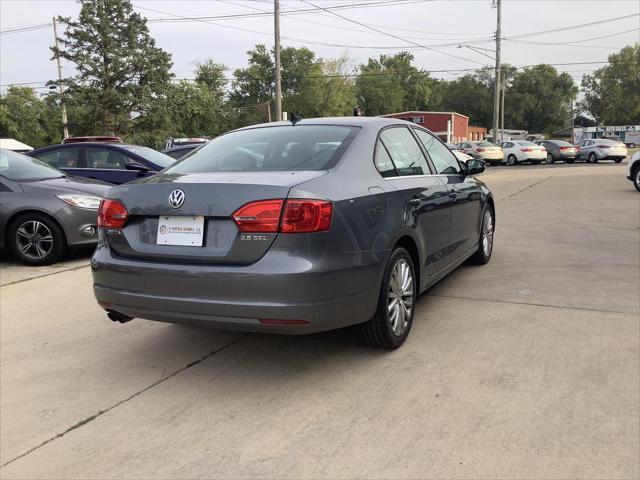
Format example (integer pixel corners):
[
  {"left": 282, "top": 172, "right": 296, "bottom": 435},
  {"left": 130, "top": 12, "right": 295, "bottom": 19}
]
[{"left": 157, "top": 216, "right": 205, "bottom": 246}]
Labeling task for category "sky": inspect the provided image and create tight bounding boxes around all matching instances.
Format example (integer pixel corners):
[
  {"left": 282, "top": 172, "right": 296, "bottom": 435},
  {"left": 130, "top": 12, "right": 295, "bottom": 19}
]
[{"left": 0, "top": 0, "right": 639, "bottom": 93}]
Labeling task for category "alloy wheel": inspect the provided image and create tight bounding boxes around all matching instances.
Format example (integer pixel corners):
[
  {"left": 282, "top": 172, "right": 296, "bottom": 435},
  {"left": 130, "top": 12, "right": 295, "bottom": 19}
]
[
  {"left": 482, "top": 209, "right": 494, "bottom": 258},
  {"left": 387, "top": 259, "right": 414, "bottom": 336},
  {"left": 15, "top": 220, "right": 54, "bottom": 261}
]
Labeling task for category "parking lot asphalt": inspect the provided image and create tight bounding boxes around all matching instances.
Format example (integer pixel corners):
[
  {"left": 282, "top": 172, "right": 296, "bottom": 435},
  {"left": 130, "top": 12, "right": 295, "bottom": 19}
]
[{"left": 1, "top": 162, "right": 638, "bottom": 479}]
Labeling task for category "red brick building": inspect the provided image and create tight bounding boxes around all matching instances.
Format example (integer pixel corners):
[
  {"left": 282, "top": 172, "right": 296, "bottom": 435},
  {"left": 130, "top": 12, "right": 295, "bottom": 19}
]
[{"left": 381, "top": 111, "right": 485, "bottom": 143}]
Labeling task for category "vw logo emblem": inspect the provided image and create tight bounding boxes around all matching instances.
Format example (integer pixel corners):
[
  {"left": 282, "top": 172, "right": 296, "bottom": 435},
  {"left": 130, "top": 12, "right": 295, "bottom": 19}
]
[{"left": 168, "top": 189, "right": 185, "bottom": 209}]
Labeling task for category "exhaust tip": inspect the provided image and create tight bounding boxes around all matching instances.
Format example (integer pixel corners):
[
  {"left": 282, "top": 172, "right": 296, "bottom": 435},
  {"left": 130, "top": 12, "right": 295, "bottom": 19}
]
[{"left": 107, "top": 310, "right": 134, "bottom": 324}]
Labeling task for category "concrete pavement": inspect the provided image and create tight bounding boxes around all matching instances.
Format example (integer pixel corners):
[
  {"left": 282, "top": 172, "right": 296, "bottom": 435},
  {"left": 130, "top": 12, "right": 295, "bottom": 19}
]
[{"left": 1, "top": 163, "right": 638, "bottom": 479}]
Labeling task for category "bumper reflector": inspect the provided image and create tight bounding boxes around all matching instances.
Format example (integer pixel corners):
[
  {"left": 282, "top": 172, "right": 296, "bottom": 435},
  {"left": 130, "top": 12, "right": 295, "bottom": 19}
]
[{"left": 258, "top": 319, "right": 310, "bottom": 325}]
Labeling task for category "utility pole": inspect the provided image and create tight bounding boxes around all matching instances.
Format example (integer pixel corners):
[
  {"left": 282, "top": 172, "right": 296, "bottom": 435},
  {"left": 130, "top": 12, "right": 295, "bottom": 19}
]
[
  {"left": 492, "top": 0, "right": 501, "bottom": 144},
  {"left": 500, "top": 71, "right": 505, "bottom": 142},
  {"left": 274, "top": 0, "right": 282, "bottom": 122},
  {"left": 52, "top": 17, "right": 69, "bottom": 139}
]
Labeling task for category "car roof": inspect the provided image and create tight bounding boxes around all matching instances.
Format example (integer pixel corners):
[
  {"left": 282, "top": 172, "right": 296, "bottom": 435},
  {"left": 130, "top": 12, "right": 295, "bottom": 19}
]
[
  {"left": 235, "top": 116, "right": 413, "bottom": 132},
  {"left": 32, "top": 142, "right": 142, "bottom": 152}
]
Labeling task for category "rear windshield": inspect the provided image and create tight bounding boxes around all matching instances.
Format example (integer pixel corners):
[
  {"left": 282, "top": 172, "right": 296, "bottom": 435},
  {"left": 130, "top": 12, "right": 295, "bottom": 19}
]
[
  {"left": 549, "top": 140, "right": 573, "bottom": 147},
  {"left": 477, "top": 141, "right": 494, "bottom": 147},
  {"left": 166, "top": 125, "right": 358, "bottom": 173},
  {"left": 516, "top": 141, "right": 537, "bottom": 146},
  {"left": 119, "top": 145, "right": 175, "bottom": 168}
]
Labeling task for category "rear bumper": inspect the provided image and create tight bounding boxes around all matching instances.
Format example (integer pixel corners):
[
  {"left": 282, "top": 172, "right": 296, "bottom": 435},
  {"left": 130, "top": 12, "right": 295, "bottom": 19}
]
[{"left": 91, "top": 238, "right": 385, "bottom": 334}]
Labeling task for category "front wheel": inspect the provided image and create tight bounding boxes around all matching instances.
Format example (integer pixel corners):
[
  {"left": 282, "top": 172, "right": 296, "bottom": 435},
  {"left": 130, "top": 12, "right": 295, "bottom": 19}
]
[
  {"left": 507, "top": 155, "right": 517, "bottom": 166},
  {"left": 8, "top": 213, "right": 66, "bottom": 266},
  {"left": 359, "top": 248, "right": 416, "bottom": 350},
  {"left": 468, "top": 207, "right": 495, "bottom": 265},
  {"left": 633, "top": 165, "right": 640, "bottom": 192},
  {"left": 588, "top": 152, "right": 598, "bottom": 163},
  {"left": 547, "top": 153, "right": 554, "bottom": 165}
]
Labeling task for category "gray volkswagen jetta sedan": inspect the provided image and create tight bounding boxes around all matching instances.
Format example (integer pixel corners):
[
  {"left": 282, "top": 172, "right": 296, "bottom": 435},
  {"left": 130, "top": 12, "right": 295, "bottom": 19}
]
[
  {"left": 0, "top": 148, "right": 110, "bottom": 265},
  {"left": 92, "top": 117, "right": 495, "bottom": 349}
]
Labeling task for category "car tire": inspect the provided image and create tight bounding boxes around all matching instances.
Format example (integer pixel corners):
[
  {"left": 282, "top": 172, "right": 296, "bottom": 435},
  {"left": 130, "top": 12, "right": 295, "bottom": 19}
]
[
  {"left": 633, "top": 164, "right": 640, "bottom": 192},
  {"left": 359, "top": 247, "right": 416, "bottom": 350},
  {"left": 507, "top": 155, "right": 517, "bottom": 166},
  {"left": 547, "top": 154, "right": 554, "bottom": 165},
  {"left": 8, "top": 213, "right": 66, "bottom": 266},
  {"left": 468, "top": 206, "right": 495, "bottom": 265},
  {"left": 588, "top": 152, "right": 598, "bottom": 163}
]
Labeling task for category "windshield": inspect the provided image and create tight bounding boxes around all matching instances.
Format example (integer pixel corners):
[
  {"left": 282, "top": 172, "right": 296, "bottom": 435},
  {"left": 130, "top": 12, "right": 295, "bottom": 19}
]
[
  {"left": 166, "top": 125, "right": 358, "bottom": 174},
  {"left": 516, "top": 141, "right": 537, "bottom": 146},
  {"left": 119, "top": 145, "right": 175, "bottom": 168},
  {"left": 0, "top": 148, "right": 65, "bottom": 181}
]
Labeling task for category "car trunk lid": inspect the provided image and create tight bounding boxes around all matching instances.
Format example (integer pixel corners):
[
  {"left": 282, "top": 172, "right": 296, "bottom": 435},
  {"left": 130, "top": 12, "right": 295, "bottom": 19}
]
[{"left": 104, "top": 171, "right": 326, "bottom": 264}]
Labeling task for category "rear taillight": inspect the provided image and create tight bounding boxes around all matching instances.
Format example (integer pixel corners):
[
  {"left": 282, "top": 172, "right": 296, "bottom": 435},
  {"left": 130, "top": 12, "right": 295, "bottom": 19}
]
[
  {"left": 521, "top": 147, "right": 533, "bottom": 152},
  {"left": 476, "top": 148, "right": 485, "bottom": 152},
  {"left": 232, "top": 199, "right": 332, "bottom": 234},
  {"left": 232, "top": 199, "right": 284, "bottom": 233},
  {"left": 281, "top": 200, "right": 332, "bottom": 233},
  {"left": 97, "top": 199, "right": 128, "bottom": 228},
  {"left": 559, "top": 146, "right": 569, "bottom": 151}
]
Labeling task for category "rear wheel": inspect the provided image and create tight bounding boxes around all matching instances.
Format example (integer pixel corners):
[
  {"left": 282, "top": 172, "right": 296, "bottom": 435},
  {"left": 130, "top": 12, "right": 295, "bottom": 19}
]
[
  {"left": 507, "top": 155, "right": 517, "bottom": 166},
  {"left": 8, "top": 213, "right": 65, "bottom": 266},
  {"left": 359, "top": 248, "right": 416, "bottom": 350},
  {"left": 468, "top": 207, "right": 494, "bottom": 265}
]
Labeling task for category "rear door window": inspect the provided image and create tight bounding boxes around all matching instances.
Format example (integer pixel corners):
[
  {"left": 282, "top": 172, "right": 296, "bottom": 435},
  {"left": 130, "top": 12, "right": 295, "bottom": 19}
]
[
  {"left": 86, "top": 148, "right": 133, "bottom": 169},
  {"left": 374, "top": 139, "right": 397, "bottom": 178},
  {"left": 379, "top": 127, "right": 431, "bottom": 176},
  {"left": 34, "top": 148, "right": 82, "bottom": 169},
  {"left": 413, "top": 128, "right": 462, "bottom": 175}
]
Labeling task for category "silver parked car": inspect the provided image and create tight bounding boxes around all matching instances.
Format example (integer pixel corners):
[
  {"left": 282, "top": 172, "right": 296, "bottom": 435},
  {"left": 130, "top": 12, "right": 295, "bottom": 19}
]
[
  {"left": 0, "top": 149, "right": 110, "bottom": 265},
  {"left": 575, "top": 138, "right": 627, "bottom": 163},
  {"left": 92, "top": 117, "right": 496, "bottom": 349},
  {"left": 628, "top": 150, "right": 640, "bottom": 191}
]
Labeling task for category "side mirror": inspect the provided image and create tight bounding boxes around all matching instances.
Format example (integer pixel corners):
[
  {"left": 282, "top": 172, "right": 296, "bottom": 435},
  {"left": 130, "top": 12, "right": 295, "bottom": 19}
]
[
  {"left": 465, "top": 159, "right": 485, "bottom": 176},
  {"left": 125, "top": 162, "right": 150, "bottom": 172}
]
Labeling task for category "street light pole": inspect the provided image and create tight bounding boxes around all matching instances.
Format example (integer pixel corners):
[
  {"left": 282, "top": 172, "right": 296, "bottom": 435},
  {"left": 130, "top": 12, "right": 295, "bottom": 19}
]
[
  {"left": 492, "top": 0, "right": 502, "bottom": 144},
  {"left": 501, "top": 71, "right": 506, "bottom": 142},
  {"left": 52, "top": 17, "right": 69, "bottom": 139},
  {"left": 274, "top": 0, "right": 282, "bottom": 122}
]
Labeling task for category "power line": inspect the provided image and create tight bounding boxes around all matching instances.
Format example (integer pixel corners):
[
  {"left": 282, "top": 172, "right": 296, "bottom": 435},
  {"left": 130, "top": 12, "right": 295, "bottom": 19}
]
[{"left": 296, "top": 0, "right": 486, "bottom": 65}]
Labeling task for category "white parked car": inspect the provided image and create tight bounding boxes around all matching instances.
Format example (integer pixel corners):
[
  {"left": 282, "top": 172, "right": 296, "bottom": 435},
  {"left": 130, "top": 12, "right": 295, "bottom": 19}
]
[
  {"left": 458, "top": 141, "right": 504, "bottom": 166},
  {"left": 628, "top": 150, "right": 640, "bottom": 191},
  {"left": 497, "top": 140, "right": 546, "bottom": 166},
  {"left": 575, "top": 138, "right": 627, "bottom": 163}
]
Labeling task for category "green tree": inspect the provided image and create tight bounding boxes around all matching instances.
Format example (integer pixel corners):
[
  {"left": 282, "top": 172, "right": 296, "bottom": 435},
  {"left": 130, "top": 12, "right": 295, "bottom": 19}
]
[
  {"left": 195, "top": 60, "right": 228, "bottom": 97},
  {"left": 580, "top": 44, "right": 640, "bottom": 125},
  {"left": 0, "top": 86, "right": 58, "bottom": 147},
  {"left": 355, "top": 52, "right": 436, "bottom": 116},
  {"left": 54, "top": 0, "right": 173, "bottom": 135},
  {"left": 507, "top": 64, "right": 577, "bottom": 133},
  {"left": 440, "top": 70, "right": 494, "bottom": 128}
]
